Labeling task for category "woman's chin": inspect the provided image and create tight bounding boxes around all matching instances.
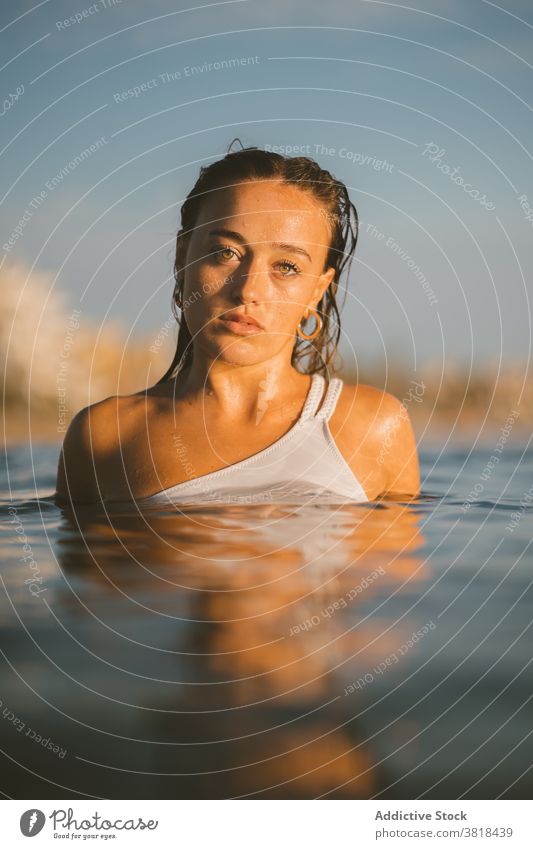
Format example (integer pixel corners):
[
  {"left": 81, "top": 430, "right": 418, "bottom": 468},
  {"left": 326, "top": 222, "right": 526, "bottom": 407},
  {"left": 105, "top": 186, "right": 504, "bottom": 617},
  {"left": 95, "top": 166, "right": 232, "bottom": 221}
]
[
  {"left": 216, "top": 348, "right": 267, "bottom": 366},
  {"left": 207, "top": 336, "right": 270, "bottom": 364}
]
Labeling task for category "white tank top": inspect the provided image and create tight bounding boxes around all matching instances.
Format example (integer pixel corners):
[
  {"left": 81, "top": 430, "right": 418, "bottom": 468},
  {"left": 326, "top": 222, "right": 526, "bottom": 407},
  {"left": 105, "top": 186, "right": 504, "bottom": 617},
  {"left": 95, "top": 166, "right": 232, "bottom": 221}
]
[{"left": 139, "top": 372, "right": 369, "bottom": 506}]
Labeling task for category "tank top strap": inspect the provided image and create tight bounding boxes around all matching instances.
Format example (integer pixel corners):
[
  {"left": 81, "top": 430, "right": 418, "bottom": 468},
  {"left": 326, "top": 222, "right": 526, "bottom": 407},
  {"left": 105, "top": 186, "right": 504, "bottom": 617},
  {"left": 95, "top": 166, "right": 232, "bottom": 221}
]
[
  {"left": 298, "top": 373, "right": 344, "bottom": 423},
  {"left": 315, "top": 376, "right": 343, "bottom": 421},
  {"left": 298, "top": 372, "right": 326, "bottom": 423}
]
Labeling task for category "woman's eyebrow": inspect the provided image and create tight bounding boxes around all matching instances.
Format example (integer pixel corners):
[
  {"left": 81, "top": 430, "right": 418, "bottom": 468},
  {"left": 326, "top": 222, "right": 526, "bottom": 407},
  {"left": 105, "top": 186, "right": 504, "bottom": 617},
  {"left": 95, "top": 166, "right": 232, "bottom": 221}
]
[{"left": 207, "top": 228, "right": 312, "bottom": 262}]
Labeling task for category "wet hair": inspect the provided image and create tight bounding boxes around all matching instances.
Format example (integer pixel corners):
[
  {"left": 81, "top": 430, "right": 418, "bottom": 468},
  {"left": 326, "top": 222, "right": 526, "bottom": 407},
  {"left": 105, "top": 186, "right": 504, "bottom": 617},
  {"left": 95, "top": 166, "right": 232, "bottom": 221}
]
[{"left": 157, "top": 138, "right": 359, "bottom": 382}]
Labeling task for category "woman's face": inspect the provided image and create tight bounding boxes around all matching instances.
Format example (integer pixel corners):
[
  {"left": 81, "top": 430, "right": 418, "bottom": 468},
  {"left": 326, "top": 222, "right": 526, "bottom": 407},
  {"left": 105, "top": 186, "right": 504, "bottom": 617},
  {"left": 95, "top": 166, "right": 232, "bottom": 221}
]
[{"left": 180, "top": 179, "right": 336, "bottom": 367}]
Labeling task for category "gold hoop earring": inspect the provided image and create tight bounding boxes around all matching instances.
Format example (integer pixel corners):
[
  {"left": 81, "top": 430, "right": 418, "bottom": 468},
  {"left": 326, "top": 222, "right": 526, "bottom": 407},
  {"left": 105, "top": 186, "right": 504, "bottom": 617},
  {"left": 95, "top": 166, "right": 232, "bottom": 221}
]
[{"left": 296, "top": 307, "right": 322, "bottom": 340}]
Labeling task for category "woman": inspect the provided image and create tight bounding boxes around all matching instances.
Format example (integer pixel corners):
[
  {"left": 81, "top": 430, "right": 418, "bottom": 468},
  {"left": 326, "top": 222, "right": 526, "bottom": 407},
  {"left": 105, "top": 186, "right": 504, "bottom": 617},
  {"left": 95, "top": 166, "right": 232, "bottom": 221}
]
[{"left": 55, "top": 142, "right": 420, "bottom": 506}]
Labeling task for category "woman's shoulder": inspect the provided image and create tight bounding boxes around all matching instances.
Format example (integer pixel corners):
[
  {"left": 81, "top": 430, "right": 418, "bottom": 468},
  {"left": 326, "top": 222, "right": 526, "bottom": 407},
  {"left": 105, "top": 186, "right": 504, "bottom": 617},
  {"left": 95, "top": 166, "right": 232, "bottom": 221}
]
[
  {"left": 55, "top": 391, "right": 154, "bottom": 504},
  {"left": 334, "top": 380, "right": 407, "bottom": 427},
  {"left": 64, "top": 391, "right": 148, "bottom": 444},
  {"left": 332, "top": 380, "right": 420, "bottom": 497}
]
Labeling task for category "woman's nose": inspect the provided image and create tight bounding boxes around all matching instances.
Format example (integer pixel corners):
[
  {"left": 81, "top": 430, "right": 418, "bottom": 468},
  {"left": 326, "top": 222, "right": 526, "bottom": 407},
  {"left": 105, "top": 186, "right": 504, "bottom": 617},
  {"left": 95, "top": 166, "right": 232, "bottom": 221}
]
[{"left": 230, "top": 255, "right": 266, "bottom": 301}]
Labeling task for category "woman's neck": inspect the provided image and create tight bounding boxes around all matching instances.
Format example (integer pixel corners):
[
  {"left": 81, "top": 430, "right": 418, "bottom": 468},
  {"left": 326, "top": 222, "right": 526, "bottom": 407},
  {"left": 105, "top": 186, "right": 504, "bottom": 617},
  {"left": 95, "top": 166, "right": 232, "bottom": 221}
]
[{"left": 173, "top": 355, "right": 308, "bottom": 420}]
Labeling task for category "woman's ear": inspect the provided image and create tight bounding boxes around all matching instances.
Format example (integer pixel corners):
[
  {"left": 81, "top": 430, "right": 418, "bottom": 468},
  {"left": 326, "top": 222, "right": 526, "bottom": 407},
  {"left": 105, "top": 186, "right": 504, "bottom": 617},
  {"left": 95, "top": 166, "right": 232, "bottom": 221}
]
[{"left": 311, "top": 266, "right": 336, "bottom": 310}]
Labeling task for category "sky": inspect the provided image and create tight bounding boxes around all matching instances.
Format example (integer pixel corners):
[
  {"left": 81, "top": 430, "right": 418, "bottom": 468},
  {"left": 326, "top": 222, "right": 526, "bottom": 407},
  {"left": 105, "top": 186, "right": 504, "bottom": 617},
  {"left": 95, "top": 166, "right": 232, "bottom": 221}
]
[{"left": 1, "top": 0, "right": 532, "bottom": 376}]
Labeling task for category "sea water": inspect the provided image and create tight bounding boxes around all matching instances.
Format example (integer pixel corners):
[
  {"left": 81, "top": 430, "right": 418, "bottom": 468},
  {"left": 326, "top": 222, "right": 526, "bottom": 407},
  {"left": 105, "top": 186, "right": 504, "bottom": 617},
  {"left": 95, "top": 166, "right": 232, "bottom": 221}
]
[{"left": 1, "top": 438, "right": 532, "bottom": 799}]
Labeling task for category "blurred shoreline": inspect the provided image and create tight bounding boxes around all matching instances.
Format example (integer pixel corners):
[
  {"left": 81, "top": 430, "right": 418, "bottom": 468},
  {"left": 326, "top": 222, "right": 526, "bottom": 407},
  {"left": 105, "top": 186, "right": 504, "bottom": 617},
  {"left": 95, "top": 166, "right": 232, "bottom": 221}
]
[
  {"left": 2, "top": 261, "right": 531, "bottom": 448},
  {"left": 4, "top": 366, "right": 531, "bottom": 449}
]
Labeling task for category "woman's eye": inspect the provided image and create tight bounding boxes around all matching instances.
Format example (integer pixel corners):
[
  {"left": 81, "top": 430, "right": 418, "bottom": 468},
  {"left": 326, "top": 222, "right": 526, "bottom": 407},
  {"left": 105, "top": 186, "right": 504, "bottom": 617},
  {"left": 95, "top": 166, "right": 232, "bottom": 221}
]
[
  {"left": 212, "top": 245, "right": 239, "bottom": 262},
  {"left": 209, "top": 246, "right": 300, "bottom": 276},
  {"left": 276, "top": 260, "right": 301, "bottom": 276}
]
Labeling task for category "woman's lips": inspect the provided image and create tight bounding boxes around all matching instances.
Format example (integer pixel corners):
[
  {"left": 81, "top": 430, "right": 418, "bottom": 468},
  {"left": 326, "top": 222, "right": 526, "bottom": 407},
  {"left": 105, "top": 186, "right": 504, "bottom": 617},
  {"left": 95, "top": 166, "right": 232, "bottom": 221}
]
[{"left": 217, "top": 316, "right": 264, "bottom": 335}]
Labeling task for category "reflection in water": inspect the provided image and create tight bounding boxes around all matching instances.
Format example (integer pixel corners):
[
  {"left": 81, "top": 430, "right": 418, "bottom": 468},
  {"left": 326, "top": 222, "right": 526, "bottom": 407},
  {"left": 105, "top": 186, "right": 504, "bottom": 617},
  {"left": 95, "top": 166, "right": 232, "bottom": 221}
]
[
  {"left": 1, "top": 496, "right": 427, "bottom": 798},
  {"left": 3, "top": 443, "right": 533, "bottom": 798}
]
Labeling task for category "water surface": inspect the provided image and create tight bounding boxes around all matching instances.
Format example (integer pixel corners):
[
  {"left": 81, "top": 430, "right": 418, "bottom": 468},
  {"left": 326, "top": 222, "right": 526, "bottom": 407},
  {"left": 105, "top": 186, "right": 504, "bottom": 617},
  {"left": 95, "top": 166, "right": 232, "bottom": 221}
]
[{"left": 1, "top": 439, "right": 532, "bottom": 799}]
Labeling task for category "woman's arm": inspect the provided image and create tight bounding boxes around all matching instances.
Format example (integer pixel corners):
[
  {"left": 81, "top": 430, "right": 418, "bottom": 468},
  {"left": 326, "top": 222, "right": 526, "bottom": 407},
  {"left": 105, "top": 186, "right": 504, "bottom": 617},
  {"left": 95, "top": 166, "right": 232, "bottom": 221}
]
[
  {"left": 377, "top": 394, "right": 421, "bottom": 498},
  {"left": 331, "top": 383, "right": 421, "bottom": 501},
  {"left": 55, "top": 403, "right": 108, "bottom": 505}
]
